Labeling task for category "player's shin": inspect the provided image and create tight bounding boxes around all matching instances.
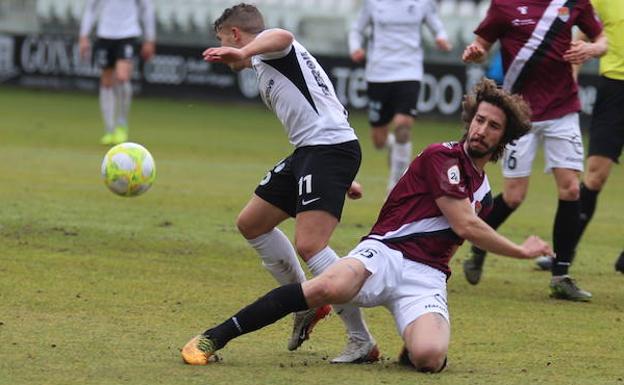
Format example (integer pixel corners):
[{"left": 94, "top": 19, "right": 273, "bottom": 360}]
[
  {"left": 307, "top": 247, "right": 376, "bottom": 358},
  {"left": 183, "top": 283, "right": 309, "bottom": 365},
  {"left": 249, "top": 229, "right": 306, "bottom": 285}
]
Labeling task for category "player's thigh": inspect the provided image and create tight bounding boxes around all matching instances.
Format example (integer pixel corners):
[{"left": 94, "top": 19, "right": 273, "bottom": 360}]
[
  {"left": 114, "top": 59, "right": 134, "bottom": 82},
  {"left": 501, "top": 131, "right": 539, "bottom": 178},
  {"left": 588, "top": 76, "right": 624, "bottom": 163},
  {"left": 542, "top": 113, "right": 584, "bottom": 173},
  {"left": 346, "top": 240, "right": 404, "bottom": 308},
  {"left": 291, "top": 141, "right": 361, "bottom": 221},
  {"left": 236, "top": 194, "right": 290, "bottom": 239},
  {"left": 302, "top": 257, "right": 370, "bottom": 307},
  {"left": 387, "top": 259, "right": 449, "bottom": 337}
]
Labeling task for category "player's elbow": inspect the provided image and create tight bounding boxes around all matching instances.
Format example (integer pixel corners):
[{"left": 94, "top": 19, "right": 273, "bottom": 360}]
[{"left": 450, "top": 219, "right": 479, "bottom": 241}]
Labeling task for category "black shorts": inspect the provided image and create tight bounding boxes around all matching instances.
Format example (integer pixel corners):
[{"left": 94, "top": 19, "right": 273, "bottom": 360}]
[
  {"left": 588, "top": 76, "right": 624, "bottom": 163},
  {"left": 367, "top": 81, "right": 420, "bottom": 127},
  {"left": 254, "top": 140, "right": 361, "bottom": 220},
  {"left": 93, "top": 38, "right": 139, "bottom": 69}
]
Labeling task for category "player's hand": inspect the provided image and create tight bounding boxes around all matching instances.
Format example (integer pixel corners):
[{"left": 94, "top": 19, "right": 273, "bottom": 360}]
[
  {"left": 350, "top": 48, "right": 366, "bottom": 63},
  {"left": 347, "top": 181, "right": 363, "bottom": 200},
  {"left": 462, "top": 43, "right": 485, "bottom": 63},
  {"left": 79, "top": 36, "right": 90, "bottom": 61},
  {"left": 519, "top": 235, "right": 554, "bottom": 259},
  {"left": 141, "top": 41, "right": 156, "bottom": 61},
  {"left": 563, "top": 40, "right": 597, "bottom": 65},
  {"left": 436, "top": 38, "right": 452, "bottom": 52},
  {"left": 202, "top": 47, "right": 246, "bottom": 63}
]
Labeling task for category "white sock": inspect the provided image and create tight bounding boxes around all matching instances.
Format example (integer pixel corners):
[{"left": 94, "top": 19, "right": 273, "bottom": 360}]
[
  {"left": 247, "top": 228, "right": 306, "bottom": 285},
  {"left": 388, "top": 140, "right": 412, "bottom": 191},
  {"left": 99, "top": 86, "right": 115, "bottom": 133},
  {"left": 307, "top": 247, "right": 373, "bottom": 342},
  {"left": 114, "top": 81, "right": 132, "bottom": 128}
]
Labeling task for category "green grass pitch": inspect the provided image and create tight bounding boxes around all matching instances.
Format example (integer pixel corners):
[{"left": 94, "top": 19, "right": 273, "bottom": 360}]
[{"left": 0, "top": 87, "right": 623, "bottom": 385}]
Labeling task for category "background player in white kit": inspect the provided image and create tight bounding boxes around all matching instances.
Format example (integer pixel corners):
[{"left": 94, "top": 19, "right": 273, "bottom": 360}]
[
  {"left": 180, "top": 78, "right": 553, "bottom": 372},
  {"left": 349, "top": 0, "right": 451, "bottom": 192},
  {"left": 202, "top": 3, "right": 378, "bottom": 364},
  {"left": 79, "top": 0, "right": 156, "bottom": 145}
]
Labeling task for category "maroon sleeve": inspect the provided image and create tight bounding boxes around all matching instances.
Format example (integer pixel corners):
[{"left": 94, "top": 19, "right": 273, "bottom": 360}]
[
  {"left": 576, "top": 0, "right": 603, "bottom": 39},
  {"left": 422, "top": 149, "right": 470, "bottom": 200},
  {"left": 474, "top": 0, "right": 505, "bottom": 43}
]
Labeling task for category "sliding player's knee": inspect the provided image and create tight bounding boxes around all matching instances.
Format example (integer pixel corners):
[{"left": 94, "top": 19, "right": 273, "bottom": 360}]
[{"left": 408, "top": 343, "right": 448, "bottom": 373}]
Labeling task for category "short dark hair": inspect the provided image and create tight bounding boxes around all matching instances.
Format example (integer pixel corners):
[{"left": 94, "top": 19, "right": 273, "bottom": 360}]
[
  {"left": 213, "top": 3, "right": 265, "bottom": 34},
  {"left": 461, "top": 78, "right": 532, "bottom": 162}
]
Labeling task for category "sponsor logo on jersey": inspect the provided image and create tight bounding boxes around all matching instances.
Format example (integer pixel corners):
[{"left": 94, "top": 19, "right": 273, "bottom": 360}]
[
  {"left": 512, "top": 18, "right": 536, "bottom": 26},
  {"left": 447, "top": 165, "right": 460, "bottom": 185},
  {"left": 264, "top": 78, "right": 275, "bottom": 109},
  {"left": 558, "top": 7, "right": 570, "bottom": 23},
  {"left": 299, "top": 50, "right": 331, "bottom": 96}
]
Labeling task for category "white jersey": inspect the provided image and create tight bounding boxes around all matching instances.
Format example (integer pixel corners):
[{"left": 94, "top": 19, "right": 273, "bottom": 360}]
[
  {"left": 349, "top": 0, "right": 447, "bottom": 82},
  {"left": 251, "top": 31, "right": 357, "bottom": 148},
  {"left": 80, "top": 0, "right": 156, "bottom": 41}
]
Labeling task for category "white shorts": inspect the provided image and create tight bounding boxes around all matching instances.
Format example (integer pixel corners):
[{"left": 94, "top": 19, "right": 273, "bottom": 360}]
[
  {"left": 345, "top": 239, "right": 449, "bottom": 336},
  {"left": 502, "top": 112, "right": 584, "bottom": 177}
]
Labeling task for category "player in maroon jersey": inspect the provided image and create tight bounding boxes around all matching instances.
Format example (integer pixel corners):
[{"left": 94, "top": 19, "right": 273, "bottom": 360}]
[
  {"left": 180, "top": 79, "right": 553, "bottom": 372},
  {"left": 462, "top": 0, "right": 607, "bottom": 301}
]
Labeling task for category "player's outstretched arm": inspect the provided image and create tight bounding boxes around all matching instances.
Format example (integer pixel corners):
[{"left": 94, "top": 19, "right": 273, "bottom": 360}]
[
  {"left": 436, "top": 195, "right": 553, "bottom": 259},
  {"left": 203, "top": 28, "right": 293, "bottom": 64}
]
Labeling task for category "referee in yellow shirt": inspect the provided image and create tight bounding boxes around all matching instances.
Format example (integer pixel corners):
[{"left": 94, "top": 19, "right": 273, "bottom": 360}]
[{"left": 575, "top": 0, "right": 624, "bottom": 272}]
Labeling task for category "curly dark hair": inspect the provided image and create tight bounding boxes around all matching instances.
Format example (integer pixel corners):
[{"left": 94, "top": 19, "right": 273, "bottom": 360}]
[
  {"left": 461, "top": 78, "right": 532, "bottom": 162},
  {"left": 213, "top": 3, "right": 265, "bottom": 34}
]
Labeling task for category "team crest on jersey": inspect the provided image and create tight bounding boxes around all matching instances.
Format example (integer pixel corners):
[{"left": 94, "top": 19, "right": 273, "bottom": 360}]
[
  {"left": 557, "top": 7, "right": 570, "bottom": 23},
  {"left": 516, "top": 6, "right": 528, "bottom": 15},
  {"left": 447, "top": 165, "right": 460, "bottom": 185},
  {"left": 442, "top": 141, "right": 457, "bottom": 149},
  {"left": 474, "top": 201, "right": 483, "bottom": 215}
]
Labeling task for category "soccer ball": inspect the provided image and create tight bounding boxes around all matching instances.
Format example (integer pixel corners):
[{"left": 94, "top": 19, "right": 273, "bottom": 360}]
[{"left": 101, "top": 142, "right": 156, "bottom": 197}]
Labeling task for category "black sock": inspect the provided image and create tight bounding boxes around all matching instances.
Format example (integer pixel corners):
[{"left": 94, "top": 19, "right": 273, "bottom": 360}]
[
  {"left": 552, "top": 199, "right": 581, "bottom": 276},
  {"left": 578, "top": 183, "right": 600, "bottom": 242},
  {"left": 203, "top": 283, "right": 309, "bottom": 350},
  {"left": 471, "top": 194, "right": 516, "bottom": 263}
]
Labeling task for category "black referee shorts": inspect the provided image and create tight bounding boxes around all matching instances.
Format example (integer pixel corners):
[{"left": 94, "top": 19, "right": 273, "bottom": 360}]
[{"left": 588, "top": 76, "right": 624, "bottom": 163}]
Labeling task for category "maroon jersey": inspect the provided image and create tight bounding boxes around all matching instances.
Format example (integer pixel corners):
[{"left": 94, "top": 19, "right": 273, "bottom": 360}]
[
  {"left": 475, "top": 0, "right": 602, "bottom": 121},
  {"left": 365, "top": 142, "right": 493, "bottom": 277}
]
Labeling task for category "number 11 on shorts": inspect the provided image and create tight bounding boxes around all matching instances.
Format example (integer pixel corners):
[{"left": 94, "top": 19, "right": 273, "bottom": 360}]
[{"left": 298, "top": 174, "right": 312, "bottom": 196}]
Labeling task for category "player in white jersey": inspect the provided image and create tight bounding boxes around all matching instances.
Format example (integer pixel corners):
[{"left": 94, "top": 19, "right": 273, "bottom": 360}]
[
  {"left": 201, "top": 4, "right": 378, "bottom": 364},
  {"left": 349, "top": 0, "right": 451, "bottom": 192},
  {"left": 79, "top": 0, "right": 156, "bottom": 145}
]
